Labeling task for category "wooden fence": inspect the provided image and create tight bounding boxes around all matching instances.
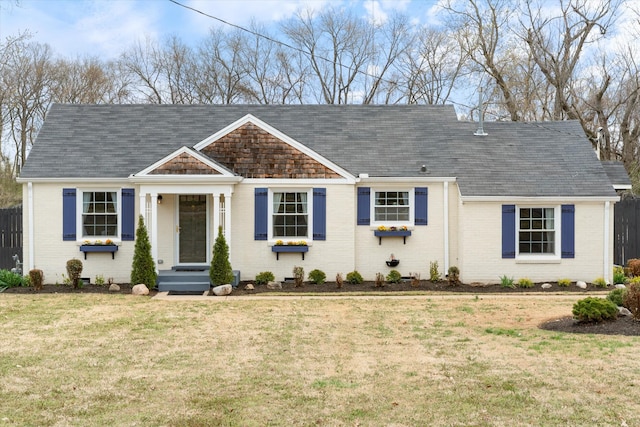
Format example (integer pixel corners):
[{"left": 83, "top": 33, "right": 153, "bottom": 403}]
[
  {"left": 0, "top": 206, "right": 22, "bottom": 271},
  {"left": 614, "top": 197, "right": 640, "bottom": 267}
]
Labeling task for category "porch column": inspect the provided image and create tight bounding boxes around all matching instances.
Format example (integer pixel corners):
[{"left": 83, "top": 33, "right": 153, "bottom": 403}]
[
  {"left": 139, "top": 192, "right": 147, "bottom": 225},
  {"left": 225, "top": 191, "right": 232, "bottom": 252},
  {"left": 150, "top": 192, "right": 159, "bottom": 272},
  {"left": 212, "top": 194, "right": 220, "bottom": 238}
]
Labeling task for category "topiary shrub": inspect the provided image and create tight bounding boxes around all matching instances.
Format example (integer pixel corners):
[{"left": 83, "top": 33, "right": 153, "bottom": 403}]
[
  {"left": 517, "top": 278, "right": 534, "bottom": 288},
  {"left": 557, "top": 278, "right": 571, "bottom": 287},
  {"left": 628, "top": 259, "right": 640, "bottom": 277},
  {"left": 293, "top": 266, "right": 304, "bottom": 288},
  {"left": 572, "top": 297, "right": 618, "bottom": 323},
  {"left": 66, "top": 258, "right": 83, "bottom": 289},
  {"left": 346, "top": 270, "right": 363, "bottom": 284},
  {"left": 623, "top": 282, "right": 640, "bottom": 320},
  {"left": 210, "top": 226, "right": 234, "bottom": 286},
  {"left": 386, "top": 269, "right": 402, "bottom": 284},
  {"left": 607, "top": 288, "right": 627, "bottom": 307},
  {"left": 308, "top": 269, "right": 326, "bottom": 285},
  {"left": 131, "top": 215, "right": 157, "bottom": 289},
  {"left": 29, "top": 269, "right": 44, "bottom": 291},
  {"left": 255, "top": 271, "right": 275, "bottom": 285}
]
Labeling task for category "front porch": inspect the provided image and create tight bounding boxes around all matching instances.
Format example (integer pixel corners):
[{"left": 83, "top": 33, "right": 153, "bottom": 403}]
[{"left": 156, "top": 265, "right": 241, "bottom": 292}]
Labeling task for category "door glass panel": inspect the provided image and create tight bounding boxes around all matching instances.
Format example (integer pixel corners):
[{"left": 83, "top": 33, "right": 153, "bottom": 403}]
[{"left": 179, "top": 195, "right": 207, "bottom": 263}]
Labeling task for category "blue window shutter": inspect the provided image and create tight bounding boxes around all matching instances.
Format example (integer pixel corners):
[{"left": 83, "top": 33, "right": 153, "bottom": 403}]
[
  {"left": 62, "top": 188, "right": 76, "bottom": 241},
  {"left": 415, "top": 187, "right": 428, "bottom": 225},
  {"left": 121, "top": 188, "right": 135, "bottom": 241},
  {"left": 357, "top": 187, "right": 370, "bottom": 225},
  {"left": 502, "top": 205, "right": 516, "bottom": 258},
  {"left": 561, "top": 204, "right": 575, "bottom": 258},
  {"left": 254, "top": 188, "right": 268, "bottom": 240},
  {"left": 313, "top": 188, "right": 326, "bottom": 240}
]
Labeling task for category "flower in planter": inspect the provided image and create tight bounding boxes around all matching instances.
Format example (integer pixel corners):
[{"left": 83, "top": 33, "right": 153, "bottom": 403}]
[
  {"left": 286, "top": 240, "right": 308, "bottom": 246},
  {"left": 105, "top": 239, "right": 114, "bottom": 245},
  {"left": 377, "top": 225, "right": 388, "bottom": 231},
  {"left": 275, "top": 240, "right": 284, "bottom": 246},
  {"left": 400, "top": 225, "right": 408, "bottom": 231}
]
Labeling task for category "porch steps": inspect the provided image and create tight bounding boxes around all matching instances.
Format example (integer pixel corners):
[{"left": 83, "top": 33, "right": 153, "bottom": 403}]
[{"left": 156, "top": 266, "right": 241, "bottom": 292}]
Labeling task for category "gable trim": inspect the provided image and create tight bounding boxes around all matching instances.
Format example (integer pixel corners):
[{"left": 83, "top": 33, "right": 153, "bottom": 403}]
[
  {"left": 133, "top": 147, "right": 237, "bottom": 178},
  {"left": 193, "top": 114, "right": 356, "bottom": 183}
]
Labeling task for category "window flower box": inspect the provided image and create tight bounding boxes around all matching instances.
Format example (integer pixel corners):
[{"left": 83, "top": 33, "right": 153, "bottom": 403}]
[
  {"left": 272, "top": 245, "right": 309, "bottom": 260},
  {"left": 374, "top": 230, "right": 411, "bottom": 245},
  {"left": 79, "top": 244, "right": 118, "bottom": 260}
]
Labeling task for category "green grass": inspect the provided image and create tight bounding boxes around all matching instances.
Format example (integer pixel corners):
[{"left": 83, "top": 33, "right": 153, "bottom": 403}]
[{"left": 0, "top": 294, "right": 639, "bottom": 426}]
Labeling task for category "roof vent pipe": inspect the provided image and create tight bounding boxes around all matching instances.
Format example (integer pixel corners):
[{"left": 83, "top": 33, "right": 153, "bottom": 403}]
[{"left": 474, "top": 87, "right": 488, "bottom": 136}]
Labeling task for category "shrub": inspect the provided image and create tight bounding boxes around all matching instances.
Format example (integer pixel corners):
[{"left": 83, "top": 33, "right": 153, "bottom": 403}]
[
  {"left": 0, "top": 269, "right": 26, "bottom": 288},
  {"left": 29, "top": 269, "right": 44, "bottom": 291},
  {"left": 613, "top": 266, "right": 626, "bottom": 284},
  {"left": 131, "top": 215, "right": 157, "bottom": 289},
  {"left": 607, "top": 288, "right": 627, "bottom": 307},
  {"left": 255, "top": 271, "right": 275, "bottom": 285},
  {"left": 95, "top": 275, "right": 105, "bottom": 286},
  {"left": 623, "top": 282, "right": 640, "bottom": 320},
  {"left": 429, "top": 261, "right": 441, "bottom": 282},
  {"left": 386, "top": 269, "right": 402, "bottom": 284},
  {"left": 557, "top": 278, "right": 571, "bottom": 287},
  {"left": 293, "top": 266, "right": 304, "bottom": 288},
  {"left": 375, "top": 272, "right": 385, "bottom": 288},
  {"left": 592, "top": 277, "right": 608, "bottom": 288},
  {"left": 517, "top": 278, "right": 534, "bottom": 288},
  {"left": 628, "top": 259, "right": 640, "bottom": 277},
  {"left": 411, "top": 273, "right": 421, "bottom": 287},
  {"left": 572, "top": 297, "right": 618, "bottom": 323},
  {"left": 66, "top": 258, "right": 83, "bottom": 289},
  {"left": 499, "top": 275, "right": 515, "bottom": 288},
  {"left": 447, "top": 266, "right": 460, "bottom": 286},
  {"left": 336, "top": 273, "right": 344, "bottom": 289},
  {"left": 210, "top": 226, "right": 234, "bottom": 286},
  {"left": 346, "top": 270, "right": 363, "bottom": 284},
  {"left": 308, "top": 269, "right": 326, "bottom": 285},
  {"left": 630, "top": 276, "right": 640, "bottom": 285}
]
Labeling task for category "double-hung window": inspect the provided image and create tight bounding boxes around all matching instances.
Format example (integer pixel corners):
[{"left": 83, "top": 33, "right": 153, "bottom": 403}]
[
  {"left": 518, "top": 207, "right": 556, "bottom": 255},
  {"left": 272, "top": 191, "right": 309, "bottom": 238},
  {"left": 373, "top": 190, "right": 412, "bottom": 224},
  {"left": 82, "top": 191, "right": 118, "bottom": 237}
]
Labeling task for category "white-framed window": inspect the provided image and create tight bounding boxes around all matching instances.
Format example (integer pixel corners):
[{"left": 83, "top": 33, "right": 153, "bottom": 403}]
[
  {"left": 80, "top": 190, "right": 120, "bottom": 238},
  {"left": 372, "top": 189, "right": 413, "bottom": 225},
  {"left": 517, "top": 206, "right": 557, "bottom": 256},
  {"left": 271, "top": 190, "right": 311, "bottom": 239}
]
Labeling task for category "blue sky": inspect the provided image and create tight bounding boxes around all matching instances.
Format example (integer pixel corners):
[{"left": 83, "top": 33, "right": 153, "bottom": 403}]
[{"left": 0, "top": 0, "right": 440, "bottom": 60}]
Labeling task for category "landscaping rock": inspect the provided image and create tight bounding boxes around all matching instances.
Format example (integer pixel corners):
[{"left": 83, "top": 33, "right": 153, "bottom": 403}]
[
  {"left": 267, "top": 281, "right": 282, "bottom": 290},
  {"left": 618, "top": 307, "right": 632, "bottom": 317},
  {"left": 576, "top": 281, "right": 587, "bottom": 289},
  {"left": 615, "top": 284, "right": 627, "bottom": 289},
  {"left": 244, "top": 283, "right": 255, "bottom": 290},
  {"left": 132, "top": 284, "right": 149, "bottom": 295},
  {"left": 108, "top": 284, "right": 121, "bottom": 292},
  {"left": 212, "top": 284, "right": 232, "bottom": 296},
  {"left": 541, "top": 283, "right": 552, "bottom": 289}
]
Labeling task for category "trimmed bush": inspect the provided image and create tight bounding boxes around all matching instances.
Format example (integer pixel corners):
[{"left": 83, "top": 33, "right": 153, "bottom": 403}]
[
  {"left": 623, "top": 282, "right": 640, "bottom": 320},
  {"left": 607, "top": 288, "right": 627, "bottom": 307},
  {"left": 517, "top": 278, "right": 534, "bottom": 288},
  {"left": 255, "top": 271, "right": 275, "bottom": 285},
  {"left": 29, "top": 269, "right": 44, "bottom": 291},
  {"left": 308, "top": 269, "right": 326, "bottom": 285},
  {"left": 346, "top": 270, "right": 363, "bottom": 284},
  {"left": 66, "top": 258, "right": 83, "bottom": 289},
  {"left": 210, "top": 226, "right": 234, "bottom": 286},
  {"left": 572, "top": 297, "right": 617, "bottom": 323},
  {"left": 592, "top": 277, "right": 608, "bottom": 288},
  {"left": 628, "top": 259, "right": 640, "bottom": 277},
  {"left": 386, "top": 269, "right": 402, "bottom": 284},
  {"left": 557, "top": 278, "right": 571, "bottom": 287},
  {"left": 293, "top": 266, "right": 304, "bottom": 288},
  {"left": 447, "top": 266, "right": 460, "bottom": 286},
  {"left": 131, "top": 215, "right": 157, "bottom": 288}
]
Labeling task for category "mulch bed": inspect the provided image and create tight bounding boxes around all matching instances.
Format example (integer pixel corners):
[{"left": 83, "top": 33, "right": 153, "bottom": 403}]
[{"left": 5, "top": 281, "right": 638, "bottom": 336}]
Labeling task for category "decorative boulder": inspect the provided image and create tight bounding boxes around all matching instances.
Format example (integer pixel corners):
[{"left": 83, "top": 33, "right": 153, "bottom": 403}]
[
  {"left": 267, "top": 281, "right": 282, "bottom": 290},
  {"left": 212, "top": 284, "right": 232, "bottom": 296},
  {"left": 109, "top": 284, "right": 121, "bottom": 292},
  {"left": 541, "top": 283, "right": 552, "bottom": 289},
  {"left": 618, "top": 307, "right": 632, "bottom": 317},
  {"left": 615, "top": 284, "right": 627, "bottom": 289},
  {"left": 576, "top": 281, "right": 587, "bottom": 289},
  {"left": 244, "top": 283, "right": 255, "bottom": 291},
  {"left": 132, "top": 284, "right": 149, "bottom": 295}
]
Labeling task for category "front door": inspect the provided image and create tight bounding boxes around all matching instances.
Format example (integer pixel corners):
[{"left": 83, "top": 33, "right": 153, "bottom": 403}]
[{"left": 178, "top": 195, "right": 207, "bottom": 263}]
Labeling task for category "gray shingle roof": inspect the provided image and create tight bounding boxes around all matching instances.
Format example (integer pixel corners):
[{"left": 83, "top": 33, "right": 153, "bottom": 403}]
[
  {"left": 20, "top": 104, "right": 617, "bottom": 198},
  {"left": 601, "top": 161, "right": 631, "bottom": 189}
]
